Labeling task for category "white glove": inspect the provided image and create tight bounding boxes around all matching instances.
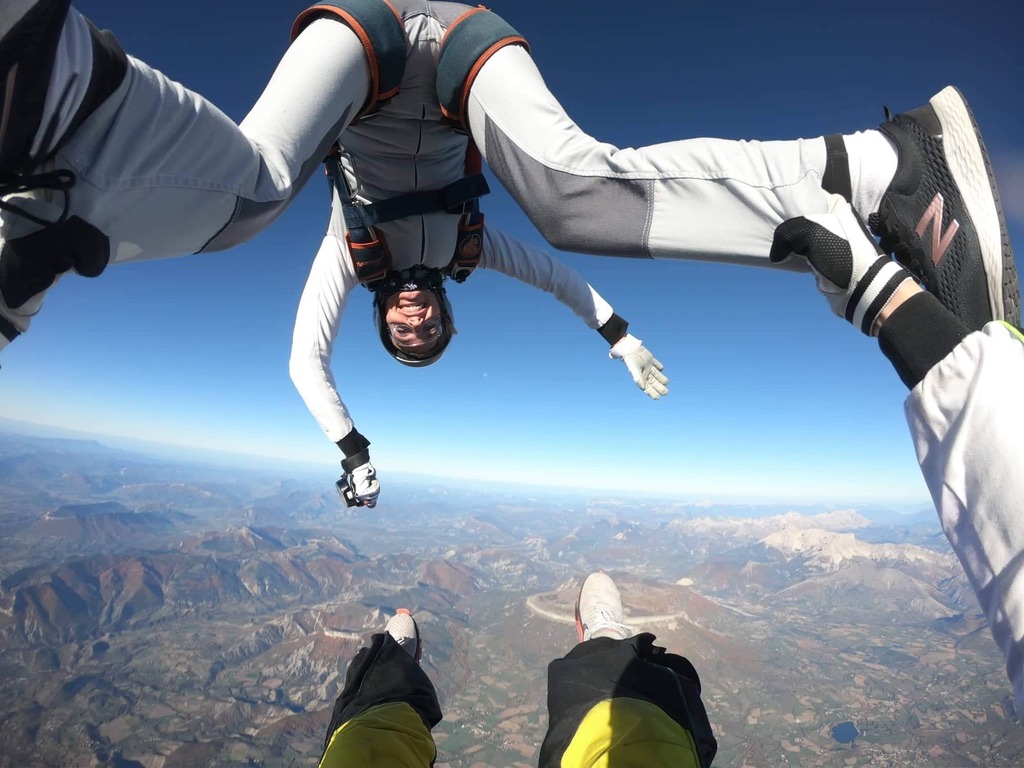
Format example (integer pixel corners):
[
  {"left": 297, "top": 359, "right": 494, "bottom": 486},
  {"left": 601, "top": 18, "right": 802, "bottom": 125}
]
[
  {"left": 609, "top": 333, "right": 669, "bottom": 399},
  {"left": 339, "top": 460, "right": 380, "bottom": 508}
]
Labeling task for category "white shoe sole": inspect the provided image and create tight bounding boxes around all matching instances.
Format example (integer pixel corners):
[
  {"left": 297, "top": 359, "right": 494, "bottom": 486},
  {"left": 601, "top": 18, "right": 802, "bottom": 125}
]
[{"left": 930, "top": 85, "right": 1012, "bottom": 323}]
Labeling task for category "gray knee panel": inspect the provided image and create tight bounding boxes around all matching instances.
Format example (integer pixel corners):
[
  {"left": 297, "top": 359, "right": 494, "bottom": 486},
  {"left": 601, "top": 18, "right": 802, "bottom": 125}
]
[
  {"left": 291, "top": 0, "right": 407, "bottom": 119},
  {"left": 436, "top": 7, "right": 527, "bottom": 131}
]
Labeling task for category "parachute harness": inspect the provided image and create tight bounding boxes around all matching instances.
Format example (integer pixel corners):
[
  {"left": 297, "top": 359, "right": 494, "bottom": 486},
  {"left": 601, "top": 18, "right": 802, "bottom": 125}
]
[{"left": 323, "top": 144, "right": 488, "bottom": 291}]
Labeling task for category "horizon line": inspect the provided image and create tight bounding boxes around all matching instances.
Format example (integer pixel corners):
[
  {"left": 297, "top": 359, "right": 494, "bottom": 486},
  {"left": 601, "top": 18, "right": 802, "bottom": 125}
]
[{"left": 0, "top": 416, "right": 932, "bottom": 508}]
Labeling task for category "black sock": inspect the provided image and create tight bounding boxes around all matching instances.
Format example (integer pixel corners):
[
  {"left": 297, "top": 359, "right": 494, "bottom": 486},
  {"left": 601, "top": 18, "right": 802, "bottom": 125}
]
[{"left": 877, "top": 292, "right": 970, "bottom": 390}]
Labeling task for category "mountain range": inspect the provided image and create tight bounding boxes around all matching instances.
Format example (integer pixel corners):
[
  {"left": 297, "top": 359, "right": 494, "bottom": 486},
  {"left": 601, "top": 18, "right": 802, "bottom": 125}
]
[{"left": 0, "top": 427, "right": 1019, "bottom": 767}]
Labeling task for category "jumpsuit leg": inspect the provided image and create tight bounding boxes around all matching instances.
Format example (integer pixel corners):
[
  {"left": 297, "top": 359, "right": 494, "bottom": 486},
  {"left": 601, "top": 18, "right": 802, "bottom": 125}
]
[
  {"left": 466, "top": 44, "right": 892, "bottom": 267},
  {"left": 0, "top": 6, "right": 369, "bottom": 344},
  {"left": 851, "top": 274, "right": 1024, "bottom": 706},
  {"left": 892, "top": 316, "right": 1024, "bottom": 707},
  {"left": 539, "top": 633, "right": 717, "bottom": 768},
  {"left": 319, "top": 632, "right": 442, "bottom": 768}
]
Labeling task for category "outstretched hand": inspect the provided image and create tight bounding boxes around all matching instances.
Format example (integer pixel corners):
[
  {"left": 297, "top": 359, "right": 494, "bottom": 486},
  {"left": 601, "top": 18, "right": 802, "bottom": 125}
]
[
  {"left": 338, "top": 460, "right": 380, "bottom": 508},
  {"left": 610, "top": 333, "right": 669, "bottom": 399}
]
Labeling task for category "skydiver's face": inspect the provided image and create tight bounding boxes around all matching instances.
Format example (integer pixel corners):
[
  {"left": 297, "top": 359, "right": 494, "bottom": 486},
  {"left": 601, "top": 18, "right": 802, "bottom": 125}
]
[{"left": 383, "top": 290, "right": 444, "bottom": 354}]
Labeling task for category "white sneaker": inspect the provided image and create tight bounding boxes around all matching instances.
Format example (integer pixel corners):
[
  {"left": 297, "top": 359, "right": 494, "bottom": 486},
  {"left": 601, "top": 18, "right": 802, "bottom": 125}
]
[
  {"left": 575, "top": 572, "right": 633, "bottom": 642},
  {"left": 384, "top": 608, "right": 422, "bottom": 662}
]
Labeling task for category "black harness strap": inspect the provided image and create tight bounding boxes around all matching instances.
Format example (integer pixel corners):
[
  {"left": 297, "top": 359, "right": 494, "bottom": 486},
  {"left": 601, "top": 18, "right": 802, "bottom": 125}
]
[
  {"left": 52, "top": 19, "right": 127, "bottom": 159},
  {"left": 323, "top": 141, "right": 490, "bottom": 290},
  {"left": 342, "top": 174, "right": 489, "bottom": 231},
  {"left": 821, "top": 133, "right": 852, "bottom": 203}
]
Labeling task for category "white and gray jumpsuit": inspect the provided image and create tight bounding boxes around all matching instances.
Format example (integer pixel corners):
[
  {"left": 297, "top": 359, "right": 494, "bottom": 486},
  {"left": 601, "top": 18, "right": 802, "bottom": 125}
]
[
  {"left": 278, "top": 2, "right": 631, "bottom": 448},
  {"left": 902, "top": 320, "right": 1024, "bottom": 708},
  {"left": 289, "top": 206, "right": 621, "bottom": 448},
  {"left": 1, "top": 0, "right": 867, "bottom": 346},
  {"left": 3, "top": 0, "right": 1023, "bottom": 708}
]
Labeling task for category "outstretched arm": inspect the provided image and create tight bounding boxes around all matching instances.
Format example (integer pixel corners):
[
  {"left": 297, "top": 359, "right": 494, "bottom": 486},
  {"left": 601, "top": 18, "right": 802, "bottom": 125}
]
[
  {"left": 480, "top": 227, "right": 668, "bottom": 399},
  {"left": 289, "top": 198, "right": 379, "bottom": 507},
  {"left": 772, "top": 195, "right": 1024, "bottom": 705}
]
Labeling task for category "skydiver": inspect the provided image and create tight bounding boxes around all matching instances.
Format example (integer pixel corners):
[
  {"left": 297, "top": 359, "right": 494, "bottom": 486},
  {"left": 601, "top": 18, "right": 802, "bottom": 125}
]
[
  {"left": 2, "top": 1, "right": 1017, "bottom": 497},
  {"left": 318, "top": 572, "right": 716, "bottom": 767},
  {"left": 771, "top": 194, "right": 1024, "bottom": 710},
  {"left": 291, "top": 154, "right": 667, "bottom": 508}
]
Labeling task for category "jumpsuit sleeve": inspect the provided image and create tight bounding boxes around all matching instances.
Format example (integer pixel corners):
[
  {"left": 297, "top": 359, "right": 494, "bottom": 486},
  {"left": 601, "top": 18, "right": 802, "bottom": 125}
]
[
  {"left": 480, "top": 226, "right": 614, "bottom": 329},
  {"left": 904, "top": 321, "right": 1024, "bottom": 705},
  {"left": 289, "top": 194, "right": 363, "bottom": 444}
]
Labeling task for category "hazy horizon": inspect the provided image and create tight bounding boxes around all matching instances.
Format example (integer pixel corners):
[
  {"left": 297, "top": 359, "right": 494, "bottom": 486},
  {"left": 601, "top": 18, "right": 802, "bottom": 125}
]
[{"left": 0, "top": 416, "right": 934, "bottom": 509}]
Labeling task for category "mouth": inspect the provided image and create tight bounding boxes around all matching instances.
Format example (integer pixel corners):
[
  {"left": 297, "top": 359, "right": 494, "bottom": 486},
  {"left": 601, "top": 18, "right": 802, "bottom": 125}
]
[
  {"left": 395, "top": 289, "right": 427, "bottom": 306},
  {"left": 384, "top": 289, "right": 440, "bottom": 328}
]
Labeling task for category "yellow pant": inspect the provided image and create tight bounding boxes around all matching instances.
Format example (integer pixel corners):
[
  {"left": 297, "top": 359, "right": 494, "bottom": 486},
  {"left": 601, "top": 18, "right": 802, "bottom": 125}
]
[
  {"left": 321, "top": 697, "right": 703, "bottom": 768},
  {"left": 319, "top": 633, "right": 716, "bottom": 768}
]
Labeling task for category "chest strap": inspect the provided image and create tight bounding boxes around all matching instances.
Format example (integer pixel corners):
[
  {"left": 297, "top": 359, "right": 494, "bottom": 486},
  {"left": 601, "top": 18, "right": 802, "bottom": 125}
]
[
  {"left": 324, "top": 150, "right": 489, "bottom": 290},
  {"left": 341, "top": 174, "right": 489, "bottom": 232}
]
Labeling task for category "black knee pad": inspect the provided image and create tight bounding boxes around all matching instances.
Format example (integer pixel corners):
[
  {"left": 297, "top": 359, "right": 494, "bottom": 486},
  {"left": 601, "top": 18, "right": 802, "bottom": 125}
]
[
  {"left": 0, "top": 215, "right": 109, "bottom": 308},
  {"left": 436, "top": 7, "right": 528, "bottom": 131},
  {"left": 291, "top": 0, "right": 407, "bottom": 120}
]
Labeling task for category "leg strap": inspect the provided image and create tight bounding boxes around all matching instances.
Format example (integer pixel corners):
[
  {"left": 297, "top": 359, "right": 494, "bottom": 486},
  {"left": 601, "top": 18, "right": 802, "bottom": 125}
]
[
  {"left": 822, "top": 133, "right": 852, "bottom": 203},
  {"left": 0, "top": 0, "right": 70, "bottom": 173},
  {"left": 0, "top": 3, "right": 126, "bottom": 172}
]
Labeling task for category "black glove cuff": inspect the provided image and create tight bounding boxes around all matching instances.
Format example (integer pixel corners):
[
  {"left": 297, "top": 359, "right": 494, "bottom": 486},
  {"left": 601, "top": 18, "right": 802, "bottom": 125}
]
[
  {"left": 877, "top": 292, "right": 969, "bottom": 390},
  {"left": 598, "top": 313, "right": 629, "bottom": 345},
  {"left": 341, "top": 449, "right": 371, "bottom": 473},
  {"left": 336, "top": 429, "right": 370, "bottom": 459}
]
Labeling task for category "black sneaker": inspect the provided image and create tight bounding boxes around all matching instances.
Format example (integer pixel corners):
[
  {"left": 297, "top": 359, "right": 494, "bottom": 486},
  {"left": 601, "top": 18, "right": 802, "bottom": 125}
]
[{"left": 872, "top": 85, "right": 1019, "bottom": 330}]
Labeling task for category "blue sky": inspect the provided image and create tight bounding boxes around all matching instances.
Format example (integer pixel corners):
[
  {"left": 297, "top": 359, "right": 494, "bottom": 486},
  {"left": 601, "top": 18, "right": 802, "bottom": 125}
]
[{"left": 1, "top": 0, "right": 1021, "bottom": 503}]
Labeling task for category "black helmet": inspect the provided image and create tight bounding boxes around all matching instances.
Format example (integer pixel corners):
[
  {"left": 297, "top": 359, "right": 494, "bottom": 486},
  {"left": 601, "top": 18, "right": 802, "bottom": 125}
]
[{"left": 372, "top": 268, "right": 456, "bottom": 368}]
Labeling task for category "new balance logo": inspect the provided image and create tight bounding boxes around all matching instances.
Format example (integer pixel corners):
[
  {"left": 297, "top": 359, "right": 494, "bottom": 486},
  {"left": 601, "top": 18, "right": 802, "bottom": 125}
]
[{"left": 916, "top": 193, "right": 960, "bottom": 266}]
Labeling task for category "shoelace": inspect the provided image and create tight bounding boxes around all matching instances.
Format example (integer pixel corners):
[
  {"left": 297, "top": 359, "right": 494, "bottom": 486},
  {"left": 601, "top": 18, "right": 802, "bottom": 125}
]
[
  {"left": 586, "top": 607, "right": 633, "bottom": 639},
  {"left": 0, "top": 169, "right": 74, "bottom": 227},
  {"left": 867, "top": 211, "right": 923, "bottom": 281},
  {"left": 391, "top": 633, "right": 418, "bottom": 650},
  {"left": 869, "top": 105, "right": 927, "bottom": 282}
]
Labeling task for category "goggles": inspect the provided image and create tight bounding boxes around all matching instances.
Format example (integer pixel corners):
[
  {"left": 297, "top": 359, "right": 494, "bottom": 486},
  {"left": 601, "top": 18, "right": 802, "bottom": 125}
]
[{"left": 386, "top": 317, "right": 444, "bottom": 346}]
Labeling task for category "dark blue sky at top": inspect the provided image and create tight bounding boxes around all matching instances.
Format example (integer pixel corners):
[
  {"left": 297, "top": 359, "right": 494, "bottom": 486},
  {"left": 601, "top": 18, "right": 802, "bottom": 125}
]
[{"left": 2, "top": 0, "right": 1020, "bottom": 501}]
